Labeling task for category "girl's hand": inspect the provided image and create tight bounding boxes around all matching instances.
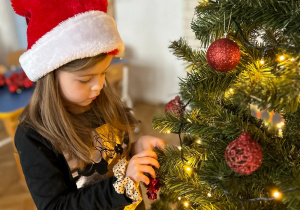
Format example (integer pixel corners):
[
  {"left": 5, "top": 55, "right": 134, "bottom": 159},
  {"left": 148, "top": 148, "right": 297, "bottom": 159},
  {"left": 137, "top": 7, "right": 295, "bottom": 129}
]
[
  {"left": 131, "top": 135, "right": 167, "bottom": 156},
  {"left": 126, "top": 150, "right": 160, "bottom": 185}
]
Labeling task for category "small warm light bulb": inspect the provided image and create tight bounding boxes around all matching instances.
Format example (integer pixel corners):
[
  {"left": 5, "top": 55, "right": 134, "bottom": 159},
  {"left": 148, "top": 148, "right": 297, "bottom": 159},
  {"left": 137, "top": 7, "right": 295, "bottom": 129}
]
[
  {"left": 187, "top": 119, "right": 192, "bottom": 123},
  {"left": 260, "top": 59, "right": 265, "bottom": 65},
  {"left": 207, "top": 192, "right": 212, "bottom": 197},
  {"left": 273, "top": 191, "right": 281, "bottom": 199},
  {"left": 291, "top": 57, "right": 295, "bottom": 61},
  {"left": 196, "top": 138, "right": 202, "bottom": 144},
  {"left": 277, "top": 122, "right": 285, "bottom": 129},
  {"left": 279, "top": 55, "right": 285, "bottom": 61},
  {"left": 278, "top": 129, "right": 283, "bottom": 137},
  {"left": 184, "top": 166, "right": 193, "bottom": 175},
  {"left": 167, "top": 130, "right": 171, "bottom": 134},
  {"left": 178, "top": 146, "right": 182, "bottom": 150},
  {"left": 184, "top": 201, "right": 189, "bottom": 207},
  {"left": 229, "top": 88, "right": 234, "bottom": 93},
  {"left": 178, "top": 196, "right": 181, "bottom": 201}
]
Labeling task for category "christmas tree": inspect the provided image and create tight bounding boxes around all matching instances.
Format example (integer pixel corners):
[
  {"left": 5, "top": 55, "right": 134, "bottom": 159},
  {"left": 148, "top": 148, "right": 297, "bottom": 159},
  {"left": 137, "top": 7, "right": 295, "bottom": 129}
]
[{"left": 151, "top": 0, "right": 300, "bottom": 209}]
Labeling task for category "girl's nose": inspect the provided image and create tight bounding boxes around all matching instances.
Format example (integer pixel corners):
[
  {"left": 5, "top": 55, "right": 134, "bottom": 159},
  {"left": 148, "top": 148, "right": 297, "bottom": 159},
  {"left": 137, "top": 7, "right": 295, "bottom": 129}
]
[{"left": 91, "top": 75, "right": 104, "bottom": 91}]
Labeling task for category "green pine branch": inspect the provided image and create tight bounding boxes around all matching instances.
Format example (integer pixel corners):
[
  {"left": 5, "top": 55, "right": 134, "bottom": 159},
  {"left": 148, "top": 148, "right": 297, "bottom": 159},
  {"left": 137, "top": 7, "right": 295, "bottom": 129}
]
[
  {"left": 153, "top": 0, "right": 300, "bottom": 209},
  {"left": 192, "top": 0, "right": 300, "bottom": 48}
]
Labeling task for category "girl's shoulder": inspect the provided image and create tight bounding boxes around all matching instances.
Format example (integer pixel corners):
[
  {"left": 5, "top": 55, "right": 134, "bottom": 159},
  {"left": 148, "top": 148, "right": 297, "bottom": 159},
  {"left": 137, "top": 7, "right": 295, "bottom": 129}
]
[{"left": 15, "top": 122, "right": 57, "bottom": 153}]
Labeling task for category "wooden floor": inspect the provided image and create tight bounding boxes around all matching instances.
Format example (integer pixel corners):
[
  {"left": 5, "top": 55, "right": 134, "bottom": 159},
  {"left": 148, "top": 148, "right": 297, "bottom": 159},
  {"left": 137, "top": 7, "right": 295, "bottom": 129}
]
[{"left": 0, "top": 102, "right": 178, "bottom": 210}]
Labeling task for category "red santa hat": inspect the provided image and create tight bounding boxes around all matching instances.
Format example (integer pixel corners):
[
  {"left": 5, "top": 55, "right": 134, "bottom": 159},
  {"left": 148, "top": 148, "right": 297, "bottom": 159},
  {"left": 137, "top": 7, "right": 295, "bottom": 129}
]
[{"left": 11, "top": 0, "right": 124, "bottom": 81}]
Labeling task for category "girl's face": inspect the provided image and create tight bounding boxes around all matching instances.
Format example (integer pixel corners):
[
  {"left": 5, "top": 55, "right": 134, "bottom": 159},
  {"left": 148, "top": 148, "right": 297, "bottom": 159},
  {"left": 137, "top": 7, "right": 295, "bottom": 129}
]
[{"left": 57, "top": 55, "right": 113, "bottom": 114}]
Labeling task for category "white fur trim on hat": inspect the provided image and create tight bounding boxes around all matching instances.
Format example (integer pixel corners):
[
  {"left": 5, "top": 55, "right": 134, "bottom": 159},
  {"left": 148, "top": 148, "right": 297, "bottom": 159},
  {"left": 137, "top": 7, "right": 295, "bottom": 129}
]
[{"left": 20, "top": 11, "right": 124, "bottom": 82}]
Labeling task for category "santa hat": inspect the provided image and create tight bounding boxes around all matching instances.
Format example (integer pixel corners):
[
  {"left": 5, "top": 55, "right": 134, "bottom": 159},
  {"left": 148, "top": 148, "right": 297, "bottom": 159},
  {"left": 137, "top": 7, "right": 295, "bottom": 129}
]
[{"left": 11, "top": 0, "right": 124, "bottom": 82}]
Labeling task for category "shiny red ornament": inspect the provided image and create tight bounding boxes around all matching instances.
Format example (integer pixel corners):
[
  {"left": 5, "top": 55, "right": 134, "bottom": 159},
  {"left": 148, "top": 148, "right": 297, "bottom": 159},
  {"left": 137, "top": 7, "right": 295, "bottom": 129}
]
[
  {"left": 165, "top": 96, "right": 185, "bottom": 118},
  {"left": 145, "top": 174, "right": 160, "bottom": 200},
  {"left": 225, "top": 132, "right": 262, "bottom": 175},
  {"left": 206, "top": 38, "right": 241, "bottom": 72}
]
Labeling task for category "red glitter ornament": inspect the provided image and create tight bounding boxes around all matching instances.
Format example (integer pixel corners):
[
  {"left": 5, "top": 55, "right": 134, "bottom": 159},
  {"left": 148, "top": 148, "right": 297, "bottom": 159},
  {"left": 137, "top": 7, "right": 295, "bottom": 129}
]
[
  {"left": 145, "top": 174, "right": 160, "bottom": 200},
  {"left": 225, "top": 132, "right": 262, "bottom": 175},
  {"left": 206, "top": 38, "right": 241, "bottom": 72},
  {"left": 165, "top": 96, "right": 185, "bottom": 118}
]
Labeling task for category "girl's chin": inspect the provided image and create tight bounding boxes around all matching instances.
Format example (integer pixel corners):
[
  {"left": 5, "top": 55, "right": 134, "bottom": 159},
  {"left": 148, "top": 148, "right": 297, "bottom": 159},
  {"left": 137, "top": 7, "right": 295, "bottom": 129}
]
[{"left": 65, "top": 102, "right": 91, "bottom": 114}]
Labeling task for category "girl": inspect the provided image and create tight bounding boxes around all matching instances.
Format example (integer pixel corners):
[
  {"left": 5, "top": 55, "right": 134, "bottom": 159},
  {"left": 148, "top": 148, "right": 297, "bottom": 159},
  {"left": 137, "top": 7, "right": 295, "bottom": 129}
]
[{"left": 12, "top": 0, "right": 166, "bottom": 209}]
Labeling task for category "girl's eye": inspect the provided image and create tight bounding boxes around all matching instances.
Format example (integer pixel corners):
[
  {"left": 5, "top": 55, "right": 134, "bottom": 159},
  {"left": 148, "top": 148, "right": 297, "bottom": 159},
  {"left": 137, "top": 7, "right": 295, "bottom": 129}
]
[{"left": 79, "top": 79, "right": 91, "bottom": 83}]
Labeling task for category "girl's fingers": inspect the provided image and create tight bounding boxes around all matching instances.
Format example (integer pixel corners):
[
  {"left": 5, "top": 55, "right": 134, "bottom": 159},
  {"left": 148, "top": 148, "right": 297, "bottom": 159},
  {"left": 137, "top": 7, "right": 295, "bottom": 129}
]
[
  {"left": 134, "top": 150, "right": 157, "bottom": 159},
  {"left": 136, "top": 157, "right": 160, "bottom": 169},
  {"left": 139, "top": 165, "right": 156, "bottom": 179},
  {"left": 155, "top": 140, "right": 168, "bottom": 149},
  {"left": 127, "top": 150, "right": 161, "bottom": 184},
  {"left": 138, "top": 173, "right": 150, "bottom": 185}
]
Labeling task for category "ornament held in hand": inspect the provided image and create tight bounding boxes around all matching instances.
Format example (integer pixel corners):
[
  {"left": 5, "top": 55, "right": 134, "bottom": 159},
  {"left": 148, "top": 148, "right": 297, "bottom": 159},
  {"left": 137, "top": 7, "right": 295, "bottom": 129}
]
[
  {"left": 145, "top": 173, "right": 160, "bottom": 200},
  {"left": 165, "top": 96, "right": 185, "bottom": 118},
  {"left": 225, "top": 132, "right": 262, "bottom": 175},
  {"left": 206, "top": 38, "right": 241, "bottom": 72}
]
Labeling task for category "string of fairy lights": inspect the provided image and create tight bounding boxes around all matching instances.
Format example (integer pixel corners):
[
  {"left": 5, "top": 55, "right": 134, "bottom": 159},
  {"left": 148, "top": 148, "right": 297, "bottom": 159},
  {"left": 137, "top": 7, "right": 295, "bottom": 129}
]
[
  {"left": 161, "top": 6, "right": 299, "bottom": 208},
  {"left": 166, "top": 101, "right": 299, "bottom": 209},
  {"left": 164, "top": 56, "right": 298, "bottom": 208},
  {"left": 165, "top": 98, "right": 299, "bottom": 208}
]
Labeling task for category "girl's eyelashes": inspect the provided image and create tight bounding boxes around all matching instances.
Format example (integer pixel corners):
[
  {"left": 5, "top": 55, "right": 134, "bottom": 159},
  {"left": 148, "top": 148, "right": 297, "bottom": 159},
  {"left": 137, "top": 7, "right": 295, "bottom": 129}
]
[
  {"left": 79, "top": 79, "right": 91, "bottom": 83},
  {"left": 78, "top": 71, "right": 107, "bottom": 83}
]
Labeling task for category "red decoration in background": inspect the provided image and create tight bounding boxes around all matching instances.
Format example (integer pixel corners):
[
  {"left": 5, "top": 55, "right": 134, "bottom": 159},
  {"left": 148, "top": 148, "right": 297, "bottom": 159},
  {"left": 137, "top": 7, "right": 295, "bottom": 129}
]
[
  {"left": 206, "top": 38, "right": 241, "bottom": 72},
  {"left": 5, "top": 71, "right": 34, "bottom": 93},
  {"left": 145, "top": 174, "right": 160, "bottom": 200},
  {"left": 225, "top": 132, "right": 262, "bottom": 175},
  {"left": 0, "top": 74, "right": 5, "bottom": 87},
  {"left": 165, "top": 96, "right": 185, "bottom": 118}
]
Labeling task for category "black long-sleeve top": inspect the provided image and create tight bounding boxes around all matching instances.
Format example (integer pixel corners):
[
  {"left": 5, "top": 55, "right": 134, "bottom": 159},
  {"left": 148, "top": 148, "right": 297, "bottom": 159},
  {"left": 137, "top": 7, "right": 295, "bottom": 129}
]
[{"left": 15, "top": 124, "right": 132, "bottom": 210}]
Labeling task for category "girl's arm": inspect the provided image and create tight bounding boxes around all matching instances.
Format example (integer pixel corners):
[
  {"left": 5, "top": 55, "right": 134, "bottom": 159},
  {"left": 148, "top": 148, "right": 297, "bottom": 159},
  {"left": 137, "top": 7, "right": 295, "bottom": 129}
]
[{"left": 15, "top": 125, "right": 131, "bottom": 210}]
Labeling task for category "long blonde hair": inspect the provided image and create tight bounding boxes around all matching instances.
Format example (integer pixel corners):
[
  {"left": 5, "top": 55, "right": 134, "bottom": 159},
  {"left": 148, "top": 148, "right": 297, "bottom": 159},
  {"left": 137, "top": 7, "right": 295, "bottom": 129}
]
[{"left": 20, "top": 54, "right": 138, "bottom": 169}]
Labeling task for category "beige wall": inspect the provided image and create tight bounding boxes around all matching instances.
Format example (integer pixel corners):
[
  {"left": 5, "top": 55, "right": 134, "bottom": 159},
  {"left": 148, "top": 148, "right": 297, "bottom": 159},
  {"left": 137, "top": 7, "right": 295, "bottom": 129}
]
[{"left": 184, "top": 0, "right": 201, "bottom": 49}]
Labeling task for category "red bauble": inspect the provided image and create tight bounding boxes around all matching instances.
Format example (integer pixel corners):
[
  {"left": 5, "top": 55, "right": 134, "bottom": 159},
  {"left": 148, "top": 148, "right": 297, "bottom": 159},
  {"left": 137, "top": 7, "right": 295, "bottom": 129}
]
[
  {"left": 23, "top": 78, "right": 34, "bottom": 88},
  {"left": 145, "top": 174, "right": 160, "bottom": 200},
  {"left": 225, "top": 132, "right": 262, "bottom": 175},
  {"left": 165, "top": 96, "right": 185, "bottom": 118},
  {"left": 9, "top": 84, "right": 19, "bottom": 93},
  {"left": 206, "top": 38, "right": 241, "bottom": 72}
]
